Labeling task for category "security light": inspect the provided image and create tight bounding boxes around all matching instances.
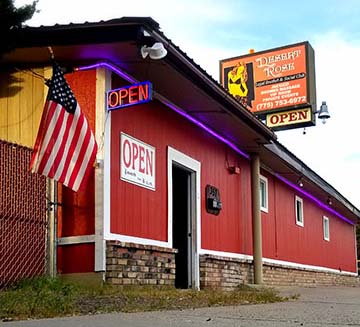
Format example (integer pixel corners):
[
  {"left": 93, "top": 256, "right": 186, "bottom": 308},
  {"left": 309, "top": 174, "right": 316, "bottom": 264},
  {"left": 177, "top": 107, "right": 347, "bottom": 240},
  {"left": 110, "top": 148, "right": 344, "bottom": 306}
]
[
  {"left": 316, "top": 101, "right": 330, "bottom": 124},
  {"left": 141, "top": 42, "right": 167, "bottom": 60}
]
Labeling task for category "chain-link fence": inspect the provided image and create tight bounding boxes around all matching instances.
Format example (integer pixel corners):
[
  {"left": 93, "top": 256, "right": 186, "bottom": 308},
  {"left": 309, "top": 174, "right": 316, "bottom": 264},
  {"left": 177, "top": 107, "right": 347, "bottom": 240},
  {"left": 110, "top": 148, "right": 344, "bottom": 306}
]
[{"left": 0, "top": 140, "right": 48, "bottom": 288}]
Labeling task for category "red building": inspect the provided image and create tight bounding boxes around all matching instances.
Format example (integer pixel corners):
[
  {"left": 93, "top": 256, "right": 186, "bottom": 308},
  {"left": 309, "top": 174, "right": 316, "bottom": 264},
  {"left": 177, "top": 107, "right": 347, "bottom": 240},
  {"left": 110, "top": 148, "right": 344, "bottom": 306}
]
[{"left": 1, "top": 17, "right": 359, "bottom": 288}]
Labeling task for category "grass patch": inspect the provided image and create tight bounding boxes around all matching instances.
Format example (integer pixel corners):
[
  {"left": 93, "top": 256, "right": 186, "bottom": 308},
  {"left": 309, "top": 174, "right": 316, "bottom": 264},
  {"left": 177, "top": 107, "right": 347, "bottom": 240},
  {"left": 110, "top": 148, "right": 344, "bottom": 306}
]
[{"left": 0, "top": 277, "right": 287, "bottom": 321}]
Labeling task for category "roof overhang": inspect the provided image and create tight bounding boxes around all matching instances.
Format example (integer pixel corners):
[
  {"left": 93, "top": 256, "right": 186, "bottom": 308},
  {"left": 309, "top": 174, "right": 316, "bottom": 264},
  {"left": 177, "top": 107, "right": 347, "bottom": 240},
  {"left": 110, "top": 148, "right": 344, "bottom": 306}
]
[
  {"left": 1, "top": 17, "right": 276, "bottom": 154},
  {"left": 1, "top": 17, "right": 359, "bottom": 223},
  {"left": 259, "top": 141, "right": 360, "bottom": 223}
]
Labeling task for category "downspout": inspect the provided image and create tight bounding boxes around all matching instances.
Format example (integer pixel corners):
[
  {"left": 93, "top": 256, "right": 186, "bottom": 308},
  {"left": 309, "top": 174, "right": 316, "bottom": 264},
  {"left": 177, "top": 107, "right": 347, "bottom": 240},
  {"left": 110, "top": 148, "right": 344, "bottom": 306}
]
[{"left": 251, "top": 153, "right": 263, "bottom": 284}]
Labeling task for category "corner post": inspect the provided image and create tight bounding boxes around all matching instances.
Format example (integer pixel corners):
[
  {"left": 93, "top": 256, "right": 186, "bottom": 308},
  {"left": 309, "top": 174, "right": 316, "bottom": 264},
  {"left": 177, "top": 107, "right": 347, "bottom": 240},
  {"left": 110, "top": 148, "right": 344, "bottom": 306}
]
[
  {"left": 94, "top": 67, "right": 111, "bottom": 278},
  {"left": 251, "top": 153, "right": 263, "bottom": 284}
]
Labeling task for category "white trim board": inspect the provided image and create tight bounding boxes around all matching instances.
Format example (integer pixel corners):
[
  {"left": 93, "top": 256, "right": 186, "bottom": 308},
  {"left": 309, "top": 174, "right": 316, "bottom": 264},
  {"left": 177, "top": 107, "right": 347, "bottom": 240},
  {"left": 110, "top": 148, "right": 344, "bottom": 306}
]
[
  {"left": 167, "top": 146, "right": 201, "bottom": 289},
  {"left": 103, "top": 101, "right": 112, "bottom": 242},
  {"left": 104, "top": 233, "right": 171, "bottom": 248},
  {"left": 94, "top": 67, "right": 111, "bottom": 273},
  {"left": 199, "top": 248, "right": 253, "bottom": 261},
  {"left": 58, "top": 235, "right": 95, "bottom": 245}
]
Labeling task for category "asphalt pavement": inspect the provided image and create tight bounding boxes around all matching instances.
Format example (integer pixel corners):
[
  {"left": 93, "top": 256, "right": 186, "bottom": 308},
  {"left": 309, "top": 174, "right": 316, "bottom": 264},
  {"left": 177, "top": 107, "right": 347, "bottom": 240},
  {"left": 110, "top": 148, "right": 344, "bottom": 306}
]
[{"left": 2, "top": 286, "right": 360, "bottom": 326}]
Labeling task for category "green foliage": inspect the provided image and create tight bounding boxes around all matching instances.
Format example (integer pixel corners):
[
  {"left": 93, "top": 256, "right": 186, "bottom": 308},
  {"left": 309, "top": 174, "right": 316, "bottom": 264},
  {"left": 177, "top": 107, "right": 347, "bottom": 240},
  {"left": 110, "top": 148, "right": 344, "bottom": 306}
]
[
  {"left": 0, "top": 277, "right": 77, "bottom": 320},
  {"left": 0, "top": 0, "right": 37, "bottom": 29},
  {"left": 0, "top": 277, "right": 286, "bottom": 321},
  {"left": 0, "top": 0, "right": 38, "bottom": 55}
]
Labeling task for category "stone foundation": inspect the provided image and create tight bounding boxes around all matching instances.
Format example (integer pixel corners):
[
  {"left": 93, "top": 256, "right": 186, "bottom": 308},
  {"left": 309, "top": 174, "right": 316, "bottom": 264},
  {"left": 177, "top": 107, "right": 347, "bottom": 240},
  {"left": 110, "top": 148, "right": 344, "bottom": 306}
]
[
  {"left": 200, "top": 254, "right": 359, "bottom": 290},
  {"left": 106, "top": 241, "right": 177, "bottom": 286}
]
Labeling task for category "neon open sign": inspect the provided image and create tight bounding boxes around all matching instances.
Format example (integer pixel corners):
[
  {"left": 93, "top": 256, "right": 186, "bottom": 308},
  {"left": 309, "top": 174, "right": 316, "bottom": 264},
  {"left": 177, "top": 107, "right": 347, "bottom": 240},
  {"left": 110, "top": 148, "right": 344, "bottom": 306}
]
[{"left": 107, "top": 81, "right": 152, "bottom": 110}]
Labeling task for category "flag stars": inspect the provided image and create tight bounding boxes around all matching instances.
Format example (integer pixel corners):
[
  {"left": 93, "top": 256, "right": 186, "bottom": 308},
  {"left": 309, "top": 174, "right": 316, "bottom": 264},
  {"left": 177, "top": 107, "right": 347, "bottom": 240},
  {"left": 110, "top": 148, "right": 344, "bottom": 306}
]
[
  {"left": 48, "top": 63, "right": 77, "bottom": 114},
  {"left": 30, "top": 60, "right": 97, "bottom": 192}
]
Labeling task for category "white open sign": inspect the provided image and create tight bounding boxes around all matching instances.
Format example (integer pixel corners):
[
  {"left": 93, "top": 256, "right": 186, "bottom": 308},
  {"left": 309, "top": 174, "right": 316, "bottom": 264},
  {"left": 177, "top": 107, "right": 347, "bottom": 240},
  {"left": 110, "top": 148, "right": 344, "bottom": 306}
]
[{"left": 120, "top": 132, "right": 155, "bottom": 191}]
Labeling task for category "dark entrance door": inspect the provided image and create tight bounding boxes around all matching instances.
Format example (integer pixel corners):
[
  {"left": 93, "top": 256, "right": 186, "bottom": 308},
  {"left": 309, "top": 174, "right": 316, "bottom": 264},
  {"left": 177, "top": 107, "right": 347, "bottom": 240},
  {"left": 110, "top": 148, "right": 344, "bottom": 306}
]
[{"left": 172, "top": 164, "right": 194, "bottom": 289}]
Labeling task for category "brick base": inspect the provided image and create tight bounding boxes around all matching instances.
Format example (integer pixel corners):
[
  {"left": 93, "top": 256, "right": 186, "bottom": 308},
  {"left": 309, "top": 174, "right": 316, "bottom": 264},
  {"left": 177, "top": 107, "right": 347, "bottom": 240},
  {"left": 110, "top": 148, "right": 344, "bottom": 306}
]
[
  {"left": 200, "top": 254, "right": 359, "bottom": 290},
  {"left": 200, "top": 254, "right": 253, "bottom": 290},
  {"left": 263, "top": 263, "right": 359, "bottom": 287},
  {"left": 105, "top": 246, "right": 359, "bottom": 289},
  {"left": 106, "top": 241, "right": 177, "bottom": 286}
]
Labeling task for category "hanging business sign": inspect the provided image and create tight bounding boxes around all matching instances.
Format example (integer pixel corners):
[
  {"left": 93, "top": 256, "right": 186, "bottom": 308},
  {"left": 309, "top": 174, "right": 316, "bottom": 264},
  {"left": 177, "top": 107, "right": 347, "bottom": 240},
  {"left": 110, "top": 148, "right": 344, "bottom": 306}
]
[
  {"left": 107, "top": 81, "right": 152, "bottom": 110},
  {"left": 220, "top": 42, "right": 317, "bottom": 130},
  {"left": 266, "top": 107, "right": 312, "bottom": 130},
  {"left": 120, "top": 132, "right": 155, "bottom": 191}
]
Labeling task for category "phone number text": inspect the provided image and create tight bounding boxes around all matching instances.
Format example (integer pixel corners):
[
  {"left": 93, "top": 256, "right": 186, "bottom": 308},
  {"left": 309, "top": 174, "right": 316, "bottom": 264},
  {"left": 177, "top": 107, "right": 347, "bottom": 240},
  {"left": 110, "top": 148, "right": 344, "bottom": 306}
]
[{"left": 256, "top": 96, "right": 306, "bottom": 111}]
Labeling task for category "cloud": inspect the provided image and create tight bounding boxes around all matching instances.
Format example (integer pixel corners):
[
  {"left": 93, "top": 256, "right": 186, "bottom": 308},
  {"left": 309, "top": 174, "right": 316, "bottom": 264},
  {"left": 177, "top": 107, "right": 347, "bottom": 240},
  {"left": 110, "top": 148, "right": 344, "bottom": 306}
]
[
  {"left": 16, "top": 0, "right": 360, "bottom": 208},
  {"left": 278, "top": 32, "right": 360, "bottom": 206}
]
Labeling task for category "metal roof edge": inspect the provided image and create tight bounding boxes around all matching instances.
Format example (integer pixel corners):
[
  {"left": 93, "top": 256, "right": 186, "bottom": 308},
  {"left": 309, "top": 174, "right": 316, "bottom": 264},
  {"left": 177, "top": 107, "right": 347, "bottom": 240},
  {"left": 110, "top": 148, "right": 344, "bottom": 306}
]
[
  {"left": 9, "top": 17, "right": 159, "bottom": 51},
  {"left": 10, "top": 17, "right": 276, "bottom": 142},
  {"left": 21, "top": 17, "right": 159, "bottom": 31},
  {"left": 265, "top": 140, "right": 360, "bottom": 219},
  {"left": 142, "top": 27, "right": 277, "bottom": 142}
]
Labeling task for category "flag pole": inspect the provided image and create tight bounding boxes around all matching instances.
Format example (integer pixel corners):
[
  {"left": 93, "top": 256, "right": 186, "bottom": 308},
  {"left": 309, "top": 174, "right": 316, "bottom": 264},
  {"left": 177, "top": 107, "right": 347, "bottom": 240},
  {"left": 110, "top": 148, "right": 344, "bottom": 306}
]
[
  {"left": 47, "top": 46, "right": 54, "bottom": 60},
  {"left": 45, "top": 50, "right": 57, "bottom": 277},
  {"left": 45, "top": 49, "right": 57, "bottom": 278},
  {"left": 48, "top": 179, "right": 58, "bottom": 278}
]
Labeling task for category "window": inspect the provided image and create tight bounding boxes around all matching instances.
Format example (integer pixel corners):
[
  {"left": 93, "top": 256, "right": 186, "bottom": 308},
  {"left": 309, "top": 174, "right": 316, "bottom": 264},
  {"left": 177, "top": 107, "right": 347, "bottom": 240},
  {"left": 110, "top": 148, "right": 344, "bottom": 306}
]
[
  {"left": 323, "top": 216, "right": 330, "bottom": 241},
  {"left": 259, "top": 175, "right": 268, "bottom": 213},
  {"left": 295, "top": 196, "right": 304, "bottom": 227}
]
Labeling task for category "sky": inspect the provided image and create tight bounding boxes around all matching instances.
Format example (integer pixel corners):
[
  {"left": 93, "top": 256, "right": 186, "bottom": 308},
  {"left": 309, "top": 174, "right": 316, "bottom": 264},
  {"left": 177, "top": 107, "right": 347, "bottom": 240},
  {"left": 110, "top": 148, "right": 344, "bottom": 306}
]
[{"left": 15, "top": 0, "right": 360, "bottom": 208}]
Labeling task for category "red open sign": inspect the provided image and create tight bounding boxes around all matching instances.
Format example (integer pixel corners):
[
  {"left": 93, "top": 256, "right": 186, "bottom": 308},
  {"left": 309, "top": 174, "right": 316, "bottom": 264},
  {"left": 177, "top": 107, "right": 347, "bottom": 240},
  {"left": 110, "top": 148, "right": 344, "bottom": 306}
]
[
  {"left": 120, "top": 133, "right": 155, "bottom": 191},
  {"left": 107, "top": 81, "right": 152, "bottom": 110}
]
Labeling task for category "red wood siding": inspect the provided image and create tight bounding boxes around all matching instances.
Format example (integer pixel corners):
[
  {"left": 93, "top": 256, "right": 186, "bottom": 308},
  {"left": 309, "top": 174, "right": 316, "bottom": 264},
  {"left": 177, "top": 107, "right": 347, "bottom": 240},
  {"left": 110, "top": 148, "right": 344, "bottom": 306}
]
[
  {"left": 261, "top": 171, "right": 357, "bottom": 272},
  {"left": 57, "top": 70, "right": 96, "bottom": 238},
  {"left": 57, "top": 171, "right": 95, "bottom": 237},
  {"left": 110, "top": 100, "right": 253, "bottom": 253},
  {"left": 56, "top": 70, "right": 97, "bottom": 274},
  {"left": 57, "top": 243, "right": 95, "bottom": 274},
  {"left": 109, "top": 76, "right": 356, "bottom": 273}
]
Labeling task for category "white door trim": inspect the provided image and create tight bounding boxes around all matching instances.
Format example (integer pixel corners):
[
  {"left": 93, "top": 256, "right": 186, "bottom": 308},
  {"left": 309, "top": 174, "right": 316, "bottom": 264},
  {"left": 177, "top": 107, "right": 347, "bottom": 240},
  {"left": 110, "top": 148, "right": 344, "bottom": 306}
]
[{"left": 167, "top": 146, "right": 201, "bottom": 289}]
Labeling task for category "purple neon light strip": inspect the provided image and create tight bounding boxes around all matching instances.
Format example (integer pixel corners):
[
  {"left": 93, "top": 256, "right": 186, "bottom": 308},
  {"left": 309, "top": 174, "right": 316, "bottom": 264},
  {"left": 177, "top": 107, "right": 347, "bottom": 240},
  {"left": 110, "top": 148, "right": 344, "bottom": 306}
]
[
  {"left": 76, "top": 62, "right": 137, "bottom": 83},
  {"left": 155, "top": 94, "right": 250, "bottom": 159},
  {"left": 77, "top": 62, "right": 351, "bottom": 224},
  {"left": 77, "top": 62, "right": 250, "bottom": 159},
  {"left": 275, "top": 173, "right": 354, "bottom": 225}
]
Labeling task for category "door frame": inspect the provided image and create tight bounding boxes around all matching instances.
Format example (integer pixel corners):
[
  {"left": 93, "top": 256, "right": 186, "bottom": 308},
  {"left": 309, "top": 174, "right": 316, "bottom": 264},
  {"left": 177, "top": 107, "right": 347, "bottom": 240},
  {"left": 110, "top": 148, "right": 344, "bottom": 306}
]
[{"left": 167, "top": 146, "right": 201, "bottom": 289}]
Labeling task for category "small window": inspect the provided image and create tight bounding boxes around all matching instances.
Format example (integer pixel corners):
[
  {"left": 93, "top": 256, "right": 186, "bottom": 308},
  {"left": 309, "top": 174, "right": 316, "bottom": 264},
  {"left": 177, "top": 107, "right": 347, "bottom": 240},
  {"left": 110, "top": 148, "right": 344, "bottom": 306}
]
[
  {"left": 259, "top": 175, "right": 268, "bottom": 213},
  {"left": 323, "top": 216, "right": 330, "bottom": 241},
  {"left": 295, "top": 196, "right": 304, "bottom": 227}
]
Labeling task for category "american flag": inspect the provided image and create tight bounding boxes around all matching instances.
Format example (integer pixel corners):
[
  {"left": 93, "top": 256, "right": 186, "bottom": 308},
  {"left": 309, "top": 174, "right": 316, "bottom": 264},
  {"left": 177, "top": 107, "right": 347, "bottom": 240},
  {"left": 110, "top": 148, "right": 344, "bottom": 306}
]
[{"left": 30, "top": 61, "right": 97, "bottom": 192}]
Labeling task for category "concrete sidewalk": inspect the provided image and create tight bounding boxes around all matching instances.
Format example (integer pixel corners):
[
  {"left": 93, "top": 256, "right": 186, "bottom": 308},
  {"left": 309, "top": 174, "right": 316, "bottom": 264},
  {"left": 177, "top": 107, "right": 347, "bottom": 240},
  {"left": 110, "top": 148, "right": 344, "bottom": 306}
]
[{"left": 2, "top": 286, "right": 360, "bottom": 326}]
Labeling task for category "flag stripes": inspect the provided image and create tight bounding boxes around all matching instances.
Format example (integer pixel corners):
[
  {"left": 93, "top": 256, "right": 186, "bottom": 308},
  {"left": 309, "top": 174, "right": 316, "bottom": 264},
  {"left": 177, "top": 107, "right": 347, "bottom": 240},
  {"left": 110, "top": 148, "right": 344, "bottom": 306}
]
[{"left": 30, "top": 62, "right": 97, "bottom": 192}]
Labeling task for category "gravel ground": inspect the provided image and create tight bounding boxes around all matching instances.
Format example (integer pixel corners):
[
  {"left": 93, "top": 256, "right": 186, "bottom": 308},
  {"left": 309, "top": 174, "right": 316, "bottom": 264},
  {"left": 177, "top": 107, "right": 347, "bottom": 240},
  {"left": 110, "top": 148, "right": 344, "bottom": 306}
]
[{"left": 2, "top": 286, "right": 360, "bottom": 327}]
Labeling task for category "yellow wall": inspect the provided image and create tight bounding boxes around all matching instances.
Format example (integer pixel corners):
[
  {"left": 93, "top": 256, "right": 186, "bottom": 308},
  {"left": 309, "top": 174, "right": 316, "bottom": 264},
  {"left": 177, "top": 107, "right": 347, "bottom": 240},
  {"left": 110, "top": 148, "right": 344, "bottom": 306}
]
[{"left": 0, "top": 68, "right": 46, "bottom": 147}]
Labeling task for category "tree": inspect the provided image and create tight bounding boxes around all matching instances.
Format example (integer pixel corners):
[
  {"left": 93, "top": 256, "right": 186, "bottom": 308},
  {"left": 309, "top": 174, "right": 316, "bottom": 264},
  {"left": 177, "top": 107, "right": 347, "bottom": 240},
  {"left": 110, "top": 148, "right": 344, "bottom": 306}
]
[{"left": 0, "top": 0, "right": 38, "bottom": 56}]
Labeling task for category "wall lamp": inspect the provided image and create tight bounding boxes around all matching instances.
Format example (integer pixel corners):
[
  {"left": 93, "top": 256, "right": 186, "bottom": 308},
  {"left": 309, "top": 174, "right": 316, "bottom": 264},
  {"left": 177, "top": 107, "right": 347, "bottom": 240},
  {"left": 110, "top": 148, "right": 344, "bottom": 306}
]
[
  {"left": 315, "top": 101, "right": 330, "bottom": 124},
  {"left": 304, "top": 101, "right": 331, "bottom": 134},
  {"left": 141, "top": 42, "right": 167, "bottom": 60},
  {"left": 327, "top": 196, "right": 333, "bottom": 206},
  {"left": 296, "top": 176, "right": 304, "bottom": 188}
]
